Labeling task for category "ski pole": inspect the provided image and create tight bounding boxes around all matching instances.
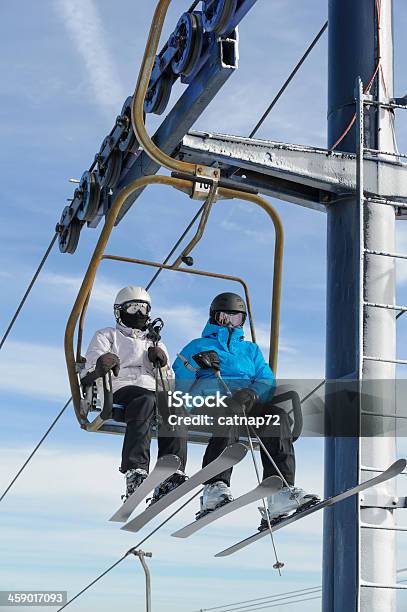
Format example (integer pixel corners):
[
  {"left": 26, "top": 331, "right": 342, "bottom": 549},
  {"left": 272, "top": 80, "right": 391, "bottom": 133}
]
[{"left": 214, "top": 371, "right": 284, "bottom": 571}]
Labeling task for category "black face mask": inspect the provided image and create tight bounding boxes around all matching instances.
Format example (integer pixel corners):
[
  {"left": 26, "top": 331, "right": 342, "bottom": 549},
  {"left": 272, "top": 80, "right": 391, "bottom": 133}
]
[{"left": 121, "top": 311, "right": 149, "bottom": 330}]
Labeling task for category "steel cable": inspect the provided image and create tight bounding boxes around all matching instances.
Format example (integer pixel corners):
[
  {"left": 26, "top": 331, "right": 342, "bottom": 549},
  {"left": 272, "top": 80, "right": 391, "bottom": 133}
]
[
  {"left": 300, "top": 379, "right": 325, "bottom": 404},
  {"left": 145, "top": 203, "right": 206, "bottom": 290},
  {"left": 228, "top": 20, "right": 328, "bottom": 181},
  {"left": 0, "top": 232, "right": 58, "bottom": 352},
  {"left": 248, "top": 21, "right": 328, "bottom": 139},
  {"left": 56, "top": 489, "right": 202, "bottom": 611},
  {"left": 0, "top": 397, "right": 72, "bottom": 503},
  {"left": 187, "top": 0, "right": 200, "bottom": 12},
  {"left": 194, "top": 585, "right": 322, "bottom": 612},
  {"left": 199, "top": 591, "right": 322, "bottom": 612},
  {"left": 213, "top": 594, "right": 322, "bottom": 612}
]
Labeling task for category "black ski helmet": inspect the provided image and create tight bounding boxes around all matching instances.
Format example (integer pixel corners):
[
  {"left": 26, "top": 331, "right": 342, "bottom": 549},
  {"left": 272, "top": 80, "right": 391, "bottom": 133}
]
[{"left": 210, "top": 292, "right": 247, "bottom": 323}]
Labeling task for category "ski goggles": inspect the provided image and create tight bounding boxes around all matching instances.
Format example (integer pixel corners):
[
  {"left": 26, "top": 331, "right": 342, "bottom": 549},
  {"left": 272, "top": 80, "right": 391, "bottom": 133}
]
[
  {"left": 214, "top": 311, "right": 245, "bottom": 328},
  {"left": 118, "top": 300, "right": 151, "bottom": 315}
]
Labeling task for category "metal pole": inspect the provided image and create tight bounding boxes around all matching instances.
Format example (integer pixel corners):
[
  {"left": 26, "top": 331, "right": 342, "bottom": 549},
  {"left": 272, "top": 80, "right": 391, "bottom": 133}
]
[
  {"left": 132, "top": 550, "right": 152, "bottom": 612},
  {"left": 325, "top": 1, "right": 396, "bottom": 611}
]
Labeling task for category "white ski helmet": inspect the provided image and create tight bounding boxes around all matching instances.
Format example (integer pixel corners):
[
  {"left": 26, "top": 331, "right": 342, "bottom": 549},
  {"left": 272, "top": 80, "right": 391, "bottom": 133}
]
[{"left": 114, "top": 286, "right": 151, "bottom": 325}]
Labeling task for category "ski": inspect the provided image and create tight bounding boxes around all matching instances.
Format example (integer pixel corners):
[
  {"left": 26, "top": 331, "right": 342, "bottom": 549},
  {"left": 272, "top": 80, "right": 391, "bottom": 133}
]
[
  {"left": 215, "top": 458, "right": 406, "bottom": 557},
  {"left": 109, "top": 454, "right": 181, "bottom": 523},
  {"left": 171, "top": 475, "right": 282, "bottom": 539},
  {"left": 121, "top": 443, "right": 248, "bottom": 533}
]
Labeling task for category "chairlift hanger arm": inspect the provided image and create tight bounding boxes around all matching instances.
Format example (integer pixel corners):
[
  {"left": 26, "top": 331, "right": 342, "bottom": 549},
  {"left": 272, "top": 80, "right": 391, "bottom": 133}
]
[{"left": 170, "top": 181, "right": 218, "bottom": 268}]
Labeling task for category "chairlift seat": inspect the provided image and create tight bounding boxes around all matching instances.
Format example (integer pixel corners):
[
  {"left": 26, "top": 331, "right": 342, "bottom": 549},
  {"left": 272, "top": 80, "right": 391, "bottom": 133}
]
[{"left": 84, "top": 382, "right": 303, "bottom": 445}]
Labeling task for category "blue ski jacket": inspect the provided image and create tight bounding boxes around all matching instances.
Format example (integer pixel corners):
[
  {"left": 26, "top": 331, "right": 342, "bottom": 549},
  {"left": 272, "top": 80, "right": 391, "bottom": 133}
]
[{"left": 172, "top": 321, "right": 276, "bottom": 404}]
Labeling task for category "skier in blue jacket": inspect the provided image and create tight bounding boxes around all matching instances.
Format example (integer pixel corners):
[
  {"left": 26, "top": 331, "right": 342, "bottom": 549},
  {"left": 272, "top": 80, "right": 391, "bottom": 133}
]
[{"left": 173, "top": 292, "right": 314, "bottom": 518}]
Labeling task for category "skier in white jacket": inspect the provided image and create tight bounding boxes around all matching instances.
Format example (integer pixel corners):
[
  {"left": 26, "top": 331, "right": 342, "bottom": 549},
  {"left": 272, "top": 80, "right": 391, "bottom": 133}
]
[{"left": 82, "top": 286, "right": 187, "bottom": 502}]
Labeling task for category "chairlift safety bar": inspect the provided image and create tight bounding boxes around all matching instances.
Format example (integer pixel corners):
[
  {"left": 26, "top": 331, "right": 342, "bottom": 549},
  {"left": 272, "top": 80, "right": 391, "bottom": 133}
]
[{"left": 76, "top": 255, "right": 256, "bottom": 361}]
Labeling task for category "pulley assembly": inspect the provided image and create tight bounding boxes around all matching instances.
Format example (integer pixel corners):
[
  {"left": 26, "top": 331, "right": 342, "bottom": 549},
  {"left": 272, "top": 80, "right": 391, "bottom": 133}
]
[{"left": 57, "top": 0, "right": 240, "bottom": 255}]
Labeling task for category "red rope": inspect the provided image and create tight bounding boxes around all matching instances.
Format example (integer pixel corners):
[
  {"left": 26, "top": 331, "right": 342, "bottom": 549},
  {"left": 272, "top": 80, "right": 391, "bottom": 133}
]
[{"left": 331, "top": 0, "right": 383, "bottom": 151}]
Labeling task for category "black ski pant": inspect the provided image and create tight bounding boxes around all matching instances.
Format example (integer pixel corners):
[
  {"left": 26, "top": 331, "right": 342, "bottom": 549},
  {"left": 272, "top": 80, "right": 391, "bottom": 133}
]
[
  {"left": 202, "top": 406, "right": 240, "bottom": 486},
  {"left": 250, "top": 402, "right": 296, "bottom": 487},
  {"left": 197, "top": 401, "right": 295, "bottom": 487},
  {"left": 113, "top": 385, "right": 187, "bottom": 474}
]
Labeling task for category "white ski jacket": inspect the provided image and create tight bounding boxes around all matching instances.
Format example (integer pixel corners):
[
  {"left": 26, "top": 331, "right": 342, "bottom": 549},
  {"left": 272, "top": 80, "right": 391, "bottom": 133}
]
[{"left": 82, "top": 324, "right": 174, "bottom": 394}]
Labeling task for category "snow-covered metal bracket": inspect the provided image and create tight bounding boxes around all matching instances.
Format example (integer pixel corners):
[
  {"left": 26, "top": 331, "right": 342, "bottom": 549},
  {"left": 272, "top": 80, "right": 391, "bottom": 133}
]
[{"left": 176, "top": 131, "right": 407, "bottom": 214}]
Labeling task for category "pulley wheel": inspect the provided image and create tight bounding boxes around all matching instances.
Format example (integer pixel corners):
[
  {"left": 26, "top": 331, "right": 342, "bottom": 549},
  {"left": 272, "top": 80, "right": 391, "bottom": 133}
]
[
  {"left": 76, "top": 171, "right": 101, "bottom": 221},
  {"left": 172, "top": 12, "right": 204, "bottom": 77},
  {"left": 99, "top": 134, "right": 111, "bottom": 157},
  {"left": 144, "top": 70, "right": 172, "bottom": 115},
  {"left": 202, "top": 0, "right": 237, "bottom": 35},
  {"left": 118, "top": 96, "right": 137, "bottom": 153},
  {"left": 102, "top": 149, "right": 123, "bottom": 189},
  {"left": 58, "top": 216, "right": 81, "bottom": 254}
]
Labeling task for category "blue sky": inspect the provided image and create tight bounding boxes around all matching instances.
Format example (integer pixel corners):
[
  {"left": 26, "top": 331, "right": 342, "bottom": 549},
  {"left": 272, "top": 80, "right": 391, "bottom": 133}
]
[{"left": 1, "top": 1, "right": 407, "bottom": 611}]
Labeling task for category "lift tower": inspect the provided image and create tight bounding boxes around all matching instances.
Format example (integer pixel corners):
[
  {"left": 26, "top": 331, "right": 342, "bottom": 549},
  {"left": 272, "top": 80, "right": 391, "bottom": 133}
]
[{"left": 325, "top": 0, "right": 398, "bottom": 610}]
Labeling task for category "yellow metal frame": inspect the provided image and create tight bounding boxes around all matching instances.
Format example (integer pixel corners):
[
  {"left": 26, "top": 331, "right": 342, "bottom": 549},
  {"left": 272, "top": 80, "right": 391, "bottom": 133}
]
[
  {"left": 131, "top": 0, "right": 198, "bottom": 175},
  {"left": 64, "top": 0, "right": 284, "bottom": 432}
]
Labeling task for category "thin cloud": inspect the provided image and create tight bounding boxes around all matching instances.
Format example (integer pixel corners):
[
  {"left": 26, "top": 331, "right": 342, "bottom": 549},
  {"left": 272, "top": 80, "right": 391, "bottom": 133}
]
[
  {"left": 55, "top": 0, "right": 125, "bottom": 113},
  {"left": 41, "top": 271, "right": 119, "bottom": 312},
  {"left": 40, "top": 271, "right": 205, "bottom": 336},
  {"left": 255, "top": 324, "right": 298, "bottom": 355},
  {"left": 220, "top": 219, "right": 273, "bottom": 245},
  {"left": 0, "top": 340, "right": 69, "bottom": 400}
]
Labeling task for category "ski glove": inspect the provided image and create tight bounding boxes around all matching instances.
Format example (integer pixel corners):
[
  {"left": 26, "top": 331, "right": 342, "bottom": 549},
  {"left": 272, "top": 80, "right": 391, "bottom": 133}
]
[
  {"left": 232, "top": 388, "right": 259, "bottom": 412},
  {"left": 95, "top": 352, "right": 120, "bottom": 377},
  {"left": 192, "top": 350, "right": 220, "bottom": 372},
  {"left": 148, "top": 346, "right": 168, "bottom": 368}
]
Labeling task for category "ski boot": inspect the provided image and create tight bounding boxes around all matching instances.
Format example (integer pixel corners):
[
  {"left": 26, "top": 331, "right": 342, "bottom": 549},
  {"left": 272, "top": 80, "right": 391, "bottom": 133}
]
[
  {"left": 122, "top": 468, "right": 148, "bottom": 502},
  {"left": 197, "top": 481, "right": 233, "bottom": 518},
  {"left": 258, "top": 486, "right": 320, "bottom": 530},
  {"left": 149, "top": 470, "right": 188, "bottom": 505}
]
